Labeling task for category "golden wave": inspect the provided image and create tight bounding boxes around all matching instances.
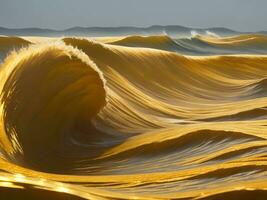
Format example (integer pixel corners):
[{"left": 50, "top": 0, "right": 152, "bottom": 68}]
[
  {"left": 0, "top": 36, "right": 31, "bottom": 61},
  {"left": 0, "top": 35, "right": 267, "bottom": 199},
  {"left": 196, "top": 34, "right": 267, "bottom": 46},
  {"left": 0, "top": 41, "right": 106, "bottom": 169},
  {"left": 99, "top": 34, "right": 267, "bottom": 54},
  {"left": 106, "top": 35, "right": 181, "bottom": 51}
]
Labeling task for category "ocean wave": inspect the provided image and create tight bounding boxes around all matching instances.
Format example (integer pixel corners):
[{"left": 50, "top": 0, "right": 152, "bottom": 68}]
[
  {"left": 0, "top": 36, "right": 31, "bottom": 61},
  {"left": 0, "top": 42, "right": 107, "bottom": 170},
  {"left": 0, "top": 35, "right": 267, "bottom": 199},
  {"left": 102, "top": 33, "right": 267, "bottom": 55}
]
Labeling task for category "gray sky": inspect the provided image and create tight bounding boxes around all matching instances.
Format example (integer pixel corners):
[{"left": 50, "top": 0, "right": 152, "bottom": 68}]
[{"left": 0, "top": 0, "right": 266, "bottom": 32}]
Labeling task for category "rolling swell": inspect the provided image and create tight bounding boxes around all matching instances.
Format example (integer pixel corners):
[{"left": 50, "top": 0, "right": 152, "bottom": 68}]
[
  {"left": 104, "top": 34, "right": 267, "bottom": 55},
  {"left": 0, "top": 35, "right": 267, "bottom": 199},
  {"left": 106, "top": 35, "right": 195, "bottom": 53}
]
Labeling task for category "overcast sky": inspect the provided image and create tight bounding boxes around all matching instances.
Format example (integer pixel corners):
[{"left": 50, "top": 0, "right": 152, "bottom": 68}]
[{"left": 0, "top": 0, "right": 266, "bottom": 32}]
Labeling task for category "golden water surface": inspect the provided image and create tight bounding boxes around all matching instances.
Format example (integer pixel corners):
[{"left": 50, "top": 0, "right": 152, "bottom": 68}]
[{"left": 0, "top": 33, "right": 267, "bottom": 199}]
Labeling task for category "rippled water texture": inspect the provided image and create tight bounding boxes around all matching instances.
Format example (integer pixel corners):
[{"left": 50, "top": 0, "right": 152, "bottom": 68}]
[{"left": 1, "top": 33, "right": 267, "bottom": 199}]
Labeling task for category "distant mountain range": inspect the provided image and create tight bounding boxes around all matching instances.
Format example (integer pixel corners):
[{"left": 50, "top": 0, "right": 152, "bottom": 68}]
[{"left": 0, "top": 25, "right": 266, "bottom": 37}]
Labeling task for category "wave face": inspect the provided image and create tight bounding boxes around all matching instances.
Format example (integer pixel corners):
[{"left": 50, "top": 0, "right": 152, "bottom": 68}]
[{"left": 1, "top": 33, "right": 267, "bottom": 199}]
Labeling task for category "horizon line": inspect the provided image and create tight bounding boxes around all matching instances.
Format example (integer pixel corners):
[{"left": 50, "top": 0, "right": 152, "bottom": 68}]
[{"left": 0, "top": 25, "right": 239, "bottom": 32}]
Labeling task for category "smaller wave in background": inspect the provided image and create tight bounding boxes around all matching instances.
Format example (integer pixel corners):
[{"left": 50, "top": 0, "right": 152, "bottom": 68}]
[
  {"left": 0, "top": 36, "right": 31, "bottom": 61},
  {"left": 105, "top": 32, "right": 267, "bottom": 55}
]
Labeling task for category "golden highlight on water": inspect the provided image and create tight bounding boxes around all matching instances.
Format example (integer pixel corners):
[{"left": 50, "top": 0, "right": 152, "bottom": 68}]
[{"left": 1, "top": 33, "right": 267, "bottom": 199}]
